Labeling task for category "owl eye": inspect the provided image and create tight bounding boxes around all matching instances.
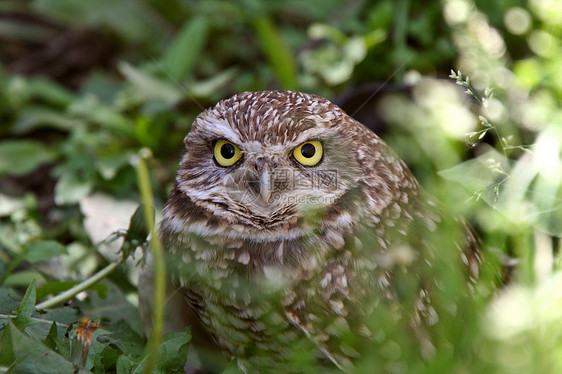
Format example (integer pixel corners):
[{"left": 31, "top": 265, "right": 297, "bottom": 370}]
[
  {"left": 214, "top": 140, "right": 242, "bottom": 167},
  {"left": 293, "top": 140, "right": 323, "bottom": 166}
]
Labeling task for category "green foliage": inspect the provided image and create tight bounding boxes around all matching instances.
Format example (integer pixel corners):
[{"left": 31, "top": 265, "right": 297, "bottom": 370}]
[
  {"left": 1, "top": 0, "right": 562, "bottom": 372},
  {"left": 0, "top": 140, "right": 59, "bottom": 176}
]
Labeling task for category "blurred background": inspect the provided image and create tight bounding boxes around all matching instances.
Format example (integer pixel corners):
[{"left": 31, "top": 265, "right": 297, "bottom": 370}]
[{"left": 1, "top": 0, "right": 562, "bottom": 373}]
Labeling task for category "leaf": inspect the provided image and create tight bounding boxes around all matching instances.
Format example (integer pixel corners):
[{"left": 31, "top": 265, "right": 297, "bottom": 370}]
[
  {"left": 161, "top": 17, "right": 208, "bottom": 81},
  {"left": 118, "top": 62, "right": 181, "bottom": 104},
  {"left": 116, "top": 354, "right": 136, "bottom": 374},
  {"left": 123, "top": 205, "right": 152, "bottom": 255},
  {"left": 94, "top": 151, "right": 131, "bottom": 180},
  {"left": 43, "top": 322, "right": 70, "bottom": 359},
  {"left": 85, "top": 329, "right": 111, "bottom": 372},
  {"left": 133, "top": 328, "right": 190, "bottom": 373},
  {"left": 3, "top": 271, "right": 47, "bottom": 287},
  {"left": 0, "top": 140, "right": 58, "bottom": 176},
  {"left": 8, "top": 321, "right": 74, "bottom": 374},
  {"left": 68, "top": 95, "right": 135, "bottom": 136},
  {"left": 27, "top": 78, "right": 75, "bottom": 107},
  {"left": 25, "top": 240, "right": 67, "bottom": 264},
  {"left": 43, "top": 322, "right": 58, "bottom": 351},
  {"left": 79, "top": 282, "right": 144, "bottom": 336},
  {"left": 0, "top": 322, "right": 15, "bottom": 366},
  {"left": 97, "top": 320, "right": 144, "bottom": 358},
  {"left": 12, "top": 280, "right": 36, "bottom": 330},
  {"left": 155, "top": 329, "right": 191, "bottom": 372},
  {"left": 54, "top": 173, "right": 93, "bottom": 206},
  {"left": 40, "top": 307, "right": 81, "bottom": 327},
  {"left": 252, "top": 17, "right": 297, "bottom": 90},
  {"left": 188, "top": 67, "right": 238, "bottom": 98},
  {"left": 13, "top": 106, "right": 79, "bottom": 134},
  {"left": 0, "top": 288, "right": 21, "bottom": 315},
  {"left": 223, "top": 358, "right": 244, "bottom": 374},
  {"left": 438, "top": 147, "right": 509, "bottom": 203}
]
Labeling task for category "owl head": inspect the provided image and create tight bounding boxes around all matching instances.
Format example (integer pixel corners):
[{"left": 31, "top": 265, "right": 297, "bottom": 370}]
[{"left": 173, "top": 90, "right": 414, "bottom": 241}]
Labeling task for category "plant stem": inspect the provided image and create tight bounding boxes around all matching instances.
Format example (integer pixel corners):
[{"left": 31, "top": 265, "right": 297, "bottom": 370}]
[
  {"left": 133, "top": 152, "right": 166, "bottom": 374},
  {"left": 35, "top": 258, "right": 125, "bottom": 310}
]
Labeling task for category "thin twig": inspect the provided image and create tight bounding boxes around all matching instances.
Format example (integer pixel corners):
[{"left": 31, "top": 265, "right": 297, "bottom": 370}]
[{"left": 35, "top": 258, "right": 126, "bottom": 310}]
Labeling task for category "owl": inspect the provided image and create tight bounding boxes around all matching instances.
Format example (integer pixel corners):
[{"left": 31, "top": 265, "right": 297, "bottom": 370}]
[{"left": 139, "top": 90, "right": 478, "bottom": 373}]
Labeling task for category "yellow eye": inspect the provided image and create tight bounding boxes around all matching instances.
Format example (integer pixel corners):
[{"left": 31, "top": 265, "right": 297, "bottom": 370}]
[
  {"left": 214, "top": 140, "right": 242, "bottom": 167},
  {"left": 293, "top": 140, "right": 323, "bottom": 166}
]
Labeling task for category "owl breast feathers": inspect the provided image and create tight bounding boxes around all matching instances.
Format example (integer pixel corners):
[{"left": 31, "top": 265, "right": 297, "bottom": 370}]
[{"left": 139, "top": 90, "right": 478, "bottom": 373}]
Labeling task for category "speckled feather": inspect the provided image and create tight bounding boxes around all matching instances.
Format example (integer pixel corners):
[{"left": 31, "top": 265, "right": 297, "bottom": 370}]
[{"left": 141, "top": 90, "right": 476, "bottom": 372}]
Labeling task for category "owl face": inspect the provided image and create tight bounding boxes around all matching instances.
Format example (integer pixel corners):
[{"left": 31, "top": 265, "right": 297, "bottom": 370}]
[{"left": 175, "top": 91, "right": 363, "bottom": 236}]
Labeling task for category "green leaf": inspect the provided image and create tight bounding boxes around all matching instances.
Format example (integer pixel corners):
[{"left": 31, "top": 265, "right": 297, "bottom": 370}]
[
  {"left": 8, "top": 321, "right": 74, "bottom": 374},
  {"left": 161, "top": 17, "right": 208, "bottom": 81},
  {"left": 252, "top": 17, "right": 297, "bottom": 90},
  {"left": 94, "top": 151, "right": 131, "bottom": 180},
  {"left": 68, "top": 95, "right": 135, "bottom": 136},
  {"left": 85, "top": 329, "right": 111, "bottom": 372},
  {"left": 3, "top": 271, "right": 46, "bottom": 287},
  {"left": 12, "top": 280, "right": 36, "bottom": 330},
  {"left": 188, "top": 67, "right": 238, "bottom": 98},
  {"left": 0, "top": 322, "right": 15, "bottom": 367},
  {"left": 25, "top": 240, "right": 67, "bottom": 264},
  {"left": 134, "top": 328, "right": 190, "bottom": 373},
  {"left": 116, "top": 354, "right": 136, "bottom": 374},
  {"left": 0, "top": 140, "right": 58, "bottom": 176},
  {"left": 40, "top": 307, "right": 81, "bottom": 327},
  {"left": 118, "top": 62, "right": 181, "bottom": 104},
  {"left": 13, "top": 106, "right": 79, "bottom": 134},
  {"left": 27, "top": 78, "right": 75, "bottom": 107},
  {"left": 0, "top": 288, "right": 21, "bottom": 315},
  {"left": 438, "top": 147, "right": 509, "bottom": 204},
  {"left": 79, "top": 282, "right": 144, "bottom": 337},
  {"left": 43, "top": 322, "right": 70, "bottom": 359},
  {"left": 123, "top": 205, "right": 152, "bottom": 256},
  {"left": 155, "top": 329, "right": 191, "bottom": 372},
  {"left": 43, "top": 322, "right": 58, "bottom": 351},
  {"left": 54, "top": 174, "right": 93, "bottom": 206},
  {"left": 223, "top": 358, "right": 244, "bottom": 374}
]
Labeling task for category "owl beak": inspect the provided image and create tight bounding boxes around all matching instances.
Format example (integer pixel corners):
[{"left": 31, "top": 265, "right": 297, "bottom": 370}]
[{"left": 259, "top": 167, "right": 272, "bottom": 203}]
